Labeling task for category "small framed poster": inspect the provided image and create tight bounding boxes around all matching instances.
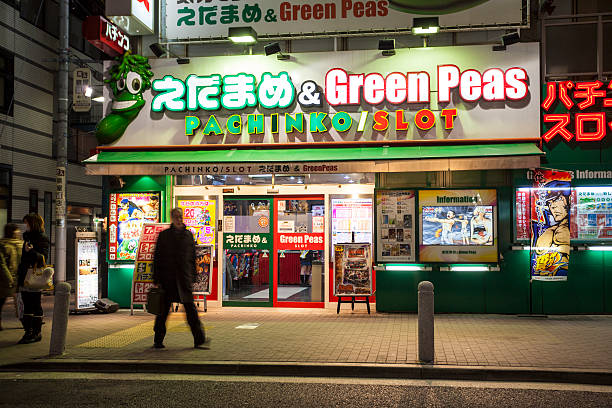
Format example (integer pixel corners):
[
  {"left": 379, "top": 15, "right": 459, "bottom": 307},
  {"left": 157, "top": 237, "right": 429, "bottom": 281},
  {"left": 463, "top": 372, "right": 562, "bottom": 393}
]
[
  {"left": 334, "top": 243, "right": 373, "bottom": 296},
  {"left": 376, "top": 190, "right": 415, "bottom": 262}
]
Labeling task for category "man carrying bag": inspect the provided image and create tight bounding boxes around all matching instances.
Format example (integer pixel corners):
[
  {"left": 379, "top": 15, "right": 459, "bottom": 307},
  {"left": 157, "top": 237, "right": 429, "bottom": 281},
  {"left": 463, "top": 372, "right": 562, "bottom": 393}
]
[{"left": 152, "top": 208, "right": 208, "bottom": 349}]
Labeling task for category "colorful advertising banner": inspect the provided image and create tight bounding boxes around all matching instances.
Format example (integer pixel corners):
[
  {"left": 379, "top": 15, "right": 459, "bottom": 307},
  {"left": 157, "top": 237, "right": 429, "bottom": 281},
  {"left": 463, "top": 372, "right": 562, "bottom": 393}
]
[
  {"left": 165, "top": 0, "right": 523, "bottom": 41},
  {"left": 177, "top": 199, "right": 216, "bottom": 245},
  {"left": 332, "top": 198, "right": 373, "bottom": 245},
  {"left": 334, "top": 243, "right": 373, "bottom": 296},
  {"left": 419, "top": 189, "right": 497, "bottom": 263},
  {"left": 75, "top": 232, "right": 99, "bottom": 310},
  {"left": 575, "top": 187, "right": 612, "bottom": 240},
  {"left": 194, "top": 245, "right": 213, "bottom": 295},
  {"left": 109, "top": 192, "right": 160, "bottom": 261},
  {"left": 131, "top": 223, "right": 170, "bottom": 308},
  {"left": 530, "top": 169, "right": 571, "bottom": 281},
  {"left": 100, "top": 44, "right": 539, "bottom": 148},
  {"left": 376, "top": 190, "right": 415, "bottom": 262}
]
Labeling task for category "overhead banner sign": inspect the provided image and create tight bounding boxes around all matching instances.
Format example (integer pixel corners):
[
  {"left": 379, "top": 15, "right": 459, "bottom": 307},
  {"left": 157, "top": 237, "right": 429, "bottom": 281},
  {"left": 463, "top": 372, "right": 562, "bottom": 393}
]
[
  {"left": 530, "top": 169, "right": 571, "bottom": 281},
  {"left": 165, "top": 0, "right": 523, "bottom": 41},
  {"left": 101, "top": 44, "right": 539, "bottom": 147}
]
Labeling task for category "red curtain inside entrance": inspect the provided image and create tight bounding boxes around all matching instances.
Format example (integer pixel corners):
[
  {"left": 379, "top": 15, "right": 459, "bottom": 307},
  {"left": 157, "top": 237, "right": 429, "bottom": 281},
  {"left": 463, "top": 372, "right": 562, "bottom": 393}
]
[
  {"left": 251, "top": 254, "right": 269, "bottom": 285},
  {"left": 278, "top": 252, "right": 301, "bottom": 285}
]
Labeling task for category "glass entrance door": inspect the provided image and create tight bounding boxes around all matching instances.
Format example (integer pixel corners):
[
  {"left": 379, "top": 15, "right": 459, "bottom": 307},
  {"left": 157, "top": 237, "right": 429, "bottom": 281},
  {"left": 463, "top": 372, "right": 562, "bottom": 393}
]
[
  {"left": 273, "top": 196, "right": 325, "bottom": 307},
  {"left": 222, "top": 197, "right": 272, "bottom": 306}
]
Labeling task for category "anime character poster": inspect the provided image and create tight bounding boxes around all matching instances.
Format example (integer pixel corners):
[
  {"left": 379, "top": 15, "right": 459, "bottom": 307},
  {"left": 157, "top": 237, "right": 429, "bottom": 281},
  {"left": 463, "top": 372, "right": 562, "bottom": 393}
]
[
  {"left": 193, "top": 245, "right": 213, "bottom": 295},
  {"left": 530, "top": 169, "right": 571, "bottom": 281},
  {"left": 419, "top": 190, "right": 498, "bottom": 263},
  {"left": 334, "top": 243, "right": 373, "bottom": 296},
  {"left": 177, "top": 200, "right": 216, "bottom": 245},
  {"left": 109, "top": 192, "right": 160, "bottom": 261}
]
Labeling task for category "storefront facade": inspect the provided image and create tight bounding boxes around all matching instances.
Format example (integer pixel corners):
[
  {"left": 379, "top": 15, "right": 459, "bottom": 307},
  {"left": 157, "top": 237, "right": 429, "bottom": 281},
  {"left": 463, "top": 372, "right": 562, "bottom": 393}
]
[{"left": 85, "top": 42, "right": 565, "bottom": 313}]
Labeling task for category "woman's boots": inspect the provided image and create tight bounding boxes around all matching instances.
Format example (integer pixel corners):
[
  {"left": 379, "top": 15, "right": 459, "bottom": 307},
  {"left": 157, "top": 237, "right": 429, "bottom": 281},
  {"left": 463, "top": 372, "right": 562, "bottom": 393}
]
[{"left": 17, "top": 315, "right": 42, "bottom": 344}]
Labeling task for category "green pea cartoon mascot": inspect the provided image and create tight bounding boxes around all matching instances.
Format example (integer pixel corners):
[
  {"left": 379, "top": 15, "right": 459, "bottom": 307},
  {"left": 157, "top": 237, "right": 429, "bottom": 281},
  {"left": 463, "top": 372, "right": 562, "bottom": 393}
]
[
  {"left": 95, "top": 51, "right": 153, "bottom": 145},
  {"left": 389, "top": 0, "right": 490, "bottom": 14}
]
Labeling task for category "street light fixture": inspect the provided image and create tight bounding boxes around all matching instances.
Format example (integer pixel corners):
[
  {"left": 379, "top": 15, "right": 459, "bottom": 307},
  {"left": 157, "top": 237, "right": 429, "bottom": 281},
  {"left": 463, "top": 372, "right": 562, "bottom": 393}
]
[
  {"left": 228, "top": 26, "right": 258, "bottom": 44},
  {"left": 264, "top": 42, "right": 290, "bottom": 60},
  {"left": 412, "top": 17, "right": 439, "bottom": 35},
  {"left": 378, "top": 39, "right": 395, "bottom": 56},
  {"left": 149, "top": 43, "right": 190, "bottom": 64}
]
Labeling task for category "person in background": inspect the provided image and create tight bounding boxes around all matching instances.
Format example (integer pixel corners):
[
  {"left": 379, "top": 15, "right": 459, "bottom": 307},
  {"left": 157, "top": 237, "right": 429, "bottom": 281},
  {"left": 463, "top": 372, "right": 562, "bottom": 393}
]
[
  {"left": 17, "top": 214, "right": 49, "bottom": 344},
  {"left": 153, "top": 208, "right": 208, "bottom": 349},
  {"left": 300, "top": 250, "right": 314, "bottom": 286},
  {"left": 0, "top": 224, "right": 23, "bottom": 330}
]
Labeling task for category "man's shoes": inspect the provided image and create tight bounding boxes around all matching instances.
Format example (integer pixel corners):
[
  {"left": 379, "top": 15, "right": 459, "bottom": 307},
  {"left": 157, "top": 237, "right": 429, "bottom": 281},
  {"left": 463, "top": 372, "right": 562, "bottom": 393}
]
[
  {"left": 194, "top": 338, "right": 211, "bottom": 349},
  {"left": 153, "top": 343, "right": 165, "bottom": 349}
]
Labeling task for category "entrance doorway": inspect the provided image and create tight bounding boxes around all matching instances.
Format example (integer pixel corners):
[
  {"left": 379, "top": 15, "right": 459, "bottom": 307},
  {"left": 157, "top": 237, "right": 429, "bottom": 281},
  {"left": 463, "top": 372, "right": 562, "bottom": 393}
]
[
  {"left": 273, "top": 196, "right": 325, "bottom": 307},
  {"left": 222, "top": 196, "right": 272, "bottom": 306}
]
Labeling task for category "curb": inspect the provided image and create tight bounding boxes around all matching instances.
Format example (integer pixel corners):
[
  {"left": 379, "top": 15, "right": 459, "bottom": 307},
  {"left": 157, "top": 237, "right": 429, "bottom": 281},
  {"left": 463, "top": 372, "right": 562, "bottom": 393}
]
[{"left": 1, "top": 360, "right": 611, "bottom": 386}]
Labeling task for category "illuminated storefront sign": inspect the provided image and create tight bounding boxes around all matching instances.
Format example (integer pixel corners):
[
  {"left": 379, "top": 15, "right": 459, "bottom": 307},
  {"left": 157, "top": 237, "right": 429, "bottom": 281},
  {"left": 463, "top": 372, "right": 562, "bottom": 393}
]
[
  {"left": 541, "top": 80, "right": 612, "bottom": 142},
  {"left": 83, "top": 16, "right": 130, "bottom": 57},
  {"left": 103, "top": 44, "right": 540, "bottom": 147},
  {"left": 165, "top": 0, "right": 523, "bottom": 41},
  {"left": 151, "top": 66, "right": 528, "bottom": 137}
]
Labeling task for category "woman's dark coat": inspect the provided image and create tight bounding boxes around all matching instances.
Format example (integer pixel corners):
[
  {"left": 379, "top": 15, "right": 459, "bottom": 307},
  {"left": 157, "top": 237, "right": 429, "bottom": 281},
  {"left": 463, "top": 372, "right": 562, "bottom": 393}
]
[
  {"left": 153, "top": 224, "right": 196, "bottom": 303},
  {"left": 17, "top": 230, "right": 50, "bottom": 288}
]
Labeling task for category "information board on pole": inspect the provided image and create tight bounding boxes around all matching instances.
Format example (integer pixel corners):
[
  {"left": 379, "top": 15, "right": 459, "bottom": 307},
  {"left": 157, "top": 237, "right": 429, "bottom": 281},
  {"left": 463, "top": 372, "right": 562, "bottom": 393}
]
[
  {"left": 130, "top": 223, "right": 170, "bottom": 313},
  {"left": 74, "top": 231, "right": 99, "bottom": 311}
]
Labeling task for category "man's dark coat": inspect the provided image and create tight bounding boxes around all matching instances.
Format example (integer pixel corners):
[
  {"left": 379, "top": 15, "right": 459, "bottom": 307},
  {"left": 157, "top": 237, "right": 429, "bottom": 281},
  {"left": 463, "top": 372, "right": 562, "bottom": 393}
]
[{"left": 153, "top": 224, "right": 196, "bottom": 303}]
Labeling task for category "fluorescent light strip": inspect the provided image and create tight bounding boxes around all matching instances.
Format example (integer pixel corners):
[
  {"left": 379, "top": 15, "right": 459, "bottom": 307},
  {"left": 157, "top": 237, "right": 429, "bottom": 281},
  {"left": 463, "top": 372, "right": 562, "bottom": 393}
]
[
  {"left": 230, "top": 36, "right": 256, "bottom": 43},
  {"left": 412, "top": 27, "right": 439, "bottom": 35},
  {"left": 450, "top": 266, "right": 489, "bottom": 272},
  {"left": 587, "top": 246, "right": 612, "bottom": 251},
  {"left": 386, "top": 265, "right": 425, "bottom": 271}
]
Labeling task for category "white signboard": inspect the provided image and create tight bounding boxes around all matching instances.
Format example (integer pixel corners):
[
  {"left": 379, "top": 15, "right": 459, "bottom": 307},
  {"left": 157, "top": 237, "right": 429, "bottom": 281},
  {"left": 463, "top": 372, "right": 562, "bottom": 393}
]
[
  {"left": 72, "top": 68, "right": 91, "bottom": 112},
  {"left": 75, "top": 232, "right": 99, "bottom": 310},
  {"left": 165, "top": 0, "right": 523, "bottom": 41},
  {"left": 103, "top": 44, "right": 539, "bottom": 148}
]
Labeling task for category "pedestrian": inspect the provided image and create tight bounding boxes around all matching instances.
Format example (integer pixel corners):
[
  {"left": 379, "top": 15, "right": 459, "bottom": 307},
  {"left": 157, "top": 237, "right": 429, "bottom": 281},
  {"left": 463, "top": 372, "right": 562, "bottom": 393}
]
[
  {"left": 299, "top": 250, "right": 314, "bottom": 286},
  {"left": 17, "top": 213, "right": 49, "bottom": 344},
  {"left": 153, "top": 208, "right": 208, "bottom": 349},
  {"left": 0, "top": 223, "right": 23, "bottom": 330}
]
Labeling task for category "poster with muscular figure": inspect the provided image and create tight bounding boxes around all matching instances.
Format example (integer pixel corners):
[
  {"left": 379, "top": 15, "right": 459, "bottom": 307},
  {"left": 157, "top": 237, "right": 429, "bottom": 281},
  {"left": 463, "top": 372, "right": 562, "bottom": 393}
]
[{"left": 530, "top": 169, "right": 571, "bottom": 281}]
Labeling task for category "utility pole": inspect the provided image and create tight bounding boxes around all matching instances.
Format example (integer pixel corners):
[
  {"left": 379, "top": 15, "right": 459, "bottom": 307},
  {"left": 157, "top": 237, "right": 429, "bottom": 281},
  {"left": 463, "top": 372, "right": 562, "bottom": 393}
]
[{"left": 55, "top": 0, "right": 69, "bottom": 282}]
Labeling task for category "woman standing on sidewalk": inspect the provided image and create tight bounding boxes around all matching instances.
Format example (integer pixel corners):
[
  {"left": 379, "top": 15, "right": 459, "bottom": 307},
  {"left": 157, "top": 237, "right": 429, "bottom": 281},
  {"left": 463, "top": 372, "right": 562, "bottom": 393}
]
[
  {"left": 0, "top": 224, "right": 23, "bottom": 330},
  {"left": 16, "top": 214, "right": 49, "bottom": 344}
]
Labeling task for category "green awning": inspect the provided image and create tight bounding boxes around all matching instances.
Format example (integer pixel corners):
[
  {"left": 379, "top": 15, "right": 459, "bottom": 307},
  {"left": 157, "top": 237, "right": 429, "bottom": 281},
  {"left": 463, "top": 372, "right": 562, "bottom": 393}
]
[{"left": 84, "top": 143, "right": 542, "bottom": 175}]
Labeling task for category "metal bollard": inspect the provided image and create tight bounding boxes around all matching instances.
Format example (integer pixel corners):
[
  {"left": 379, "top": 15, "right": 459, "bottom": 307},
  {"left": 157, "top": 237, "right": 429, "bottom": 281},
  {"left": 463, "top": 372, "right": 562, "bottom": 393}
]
[
  {"left": 418, "top": 281, "right": 434, "bottom": 363},
  {"left": 49, "top": 282, "right": 71, "bottom": 356}
]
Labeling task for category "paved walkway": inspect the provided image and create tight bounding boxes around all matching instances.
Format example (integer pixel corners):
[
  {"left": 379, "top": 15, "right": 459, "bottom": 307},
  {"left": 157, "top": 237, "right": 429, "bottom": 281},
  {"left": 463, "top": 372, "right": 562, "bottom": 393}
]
[{"left": 1, "top": 296, "right": 611, "bottom": 375}]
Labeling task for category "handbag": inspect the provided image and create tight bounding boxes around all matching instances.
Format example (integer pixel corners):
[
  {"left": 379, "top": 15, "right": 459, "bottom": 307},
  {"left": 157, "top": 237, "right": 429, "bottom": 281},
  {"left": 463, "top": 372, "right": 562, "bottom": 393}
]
[
  {"left": 146, "top": 287, "right": 166, "bottom": 316},
  {"left": 23, "top": 257, "right": 54, "bottom": 291}
]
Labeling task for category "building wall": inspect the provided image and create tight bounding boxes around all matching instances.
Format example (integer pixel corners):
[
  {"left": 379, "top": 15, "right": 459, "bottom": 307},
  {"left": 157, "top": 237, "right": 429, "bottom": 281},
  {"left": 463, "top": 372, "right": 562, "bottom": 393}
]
[{"left": 0, "top": 1, "right": 103, "bottom": 266}]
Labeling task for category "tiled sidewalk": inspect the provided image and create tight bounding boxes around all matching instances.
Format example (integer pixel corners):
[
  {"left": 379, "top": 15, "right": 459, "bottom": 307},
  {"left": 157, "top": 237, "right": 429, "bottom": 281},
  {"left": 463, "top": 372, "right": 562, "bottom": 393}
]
[{"left": 1, "top": 296, "right": 611, "bottom": 371}]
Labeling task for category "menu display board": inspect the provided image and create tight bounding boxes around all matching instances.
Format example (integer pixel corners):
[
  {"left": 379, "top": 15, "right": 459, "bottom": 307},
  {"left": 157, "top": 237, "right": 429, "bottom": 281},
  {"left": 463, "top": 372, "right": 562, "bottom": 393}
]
[
  {"left": 574, "top": 187, "right": 612, "bottom": 240},
  {"left": 331, "top": 198, "right": 373, "bottom": 245},
  {"left": 109, "top": 192, "right": 160, "bottom": 261},
  {"left": 419, "top": 189, "right": 498, "bottom": 263},
  {"left": 75, "top": 232, "right": 98, "bottom": 310},
  {"left": 193, "top": 245, "right": 213, "bottom": 295},
  {"left": 131, "top": 223, "right": 170, "bottom": 308},
  {"left": 334, "top": 243, "right": 373, "bottom": 296},
  {"left": 376, "top": 190, "right": 415, "bottom": 262},
  {"left": 177, "top": 199, "right": 216, "bottom": 245}
]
